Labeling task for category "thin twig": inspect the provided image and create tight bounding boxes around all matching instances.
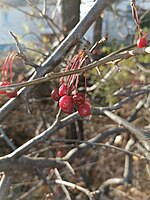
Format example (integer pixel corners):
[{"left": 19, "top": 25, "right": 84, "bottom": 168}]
[
  {"left": 54, "top": 168, "right": 72, "bottom": 200},
  {"left": 9, "top": 31, "right": 40, "bottom": 69},
  {"left": 51, "top": 179, "right": 93, "bottom": 200},
  {"left": 16, "top": 181, "right": 43, "bottom": 200},
  {"left": 56, "top": 139, "right": 146, "bottom": 162},
  {"left": 27, "top": 0, "right": 60, "bottom": 41}
]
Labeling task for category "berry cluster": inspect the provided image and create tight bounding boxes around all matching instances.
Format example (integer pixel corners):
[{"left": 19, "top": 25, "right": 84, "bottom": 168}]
[
  {"left": 131, "top": 1, "right": 148, "bottom": 48},
  {"left": 0, "top": 52, "right": 18, "bottom": 98},
  {"left": 51, "top": 51, "right": 91, "bottom": 117}
]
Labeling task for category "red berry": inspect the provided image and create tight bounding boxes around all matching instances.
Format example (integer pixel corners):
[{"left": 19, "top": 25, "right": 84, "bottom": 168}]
[
  {"left": 6, "top": 91, "right": 18, "bottom": 98},
  {"left": 59, "top": 84, "right": 67, "bottom": 96},
  {"left": 73, "top": 92, "right": 85, "bottom": 106},
  {"left": 137, "top": 37, "right": 148, "bottom": 48},
  {"left": 0, "top": 81, "right": 10, "bottom": 94},
  {"left": 51, "top": 88, "right": 60, "bottom": 101},
  {"left": 59, "top": 95, "right": 73, "bottom": 114},
  {"left": 78, "top": 102, "right": 91, "bottom": 117},
  {"left": 57, "top": 151, "right": 62, "bottom": 157},
  {"left": 59, "top": 84, "right": 71, "bottom": 96}
]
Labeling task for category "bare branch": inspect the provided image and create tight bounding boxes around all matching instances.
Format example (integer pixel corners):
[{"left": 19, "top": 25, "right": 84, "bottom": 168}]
[{"left": 9, "top": 31, "right": 40, "bottom": 69}]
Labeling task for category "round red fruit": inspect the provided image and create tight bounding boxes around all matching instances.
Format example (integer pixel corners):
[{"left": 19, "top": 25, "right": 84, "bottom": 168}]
[
  {"left": 73, "top": 92, "right": 85, "bottom": 106},
  {"left": 59, "top": 84, "right": 68, "bottom": 96},
  {"left": 137, "top": 37, "right": 148, "bottom": 48},
  {"left": 0, "top": 81, "right": 10, "bottom": 94},
  {"left": 57, "top": 151, "right": 62, "bottom": 158},
  {"left": 59, "top": 84, "right": 68, "bottom": 97},
  {"left": 59, "top": 95, "right": 73, "bottom": 114},
  {"left": 51, "top": 88, "right": 60, "bottom": 101},
  {"left": 78, "top": 102, "right": 91, "bottom": 117},
  {"left": 7, "top": 91, "right": 18, "bottom": 98}
]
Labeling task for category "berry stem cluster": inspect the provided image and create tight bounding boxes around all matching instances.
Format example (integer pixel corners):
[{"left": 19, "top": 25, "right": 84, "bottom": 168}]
[
  {"left": 51, "top": 50, "right": 91, "bottom": 117},
  {"left": 0, "top": 52, "right": 18, "bottom": 98},
  {"left": 130, "top": 0, "right": 148, "bottom": 48}
]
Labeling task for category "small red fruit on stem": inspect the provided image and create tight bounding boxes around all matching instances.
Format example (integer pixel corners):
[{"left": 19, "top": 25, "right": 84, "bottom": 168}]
[
  {"left": 6, "top": 91, "right": 18, "bottom": 98},
  {"left": 73, "top": 92, "right": 85, "bottom": 106},
  {"left": 137, "top": 37, "right": 148, "bottom": 48},
  {"left": 59, "top": 84, "right": 71, "bottom": 96},
  {"left": 0, "top": 52, "right": 18, "bottom": 98},
  {"left": 53, "top": 50, "right": 90, "bottom": 116},
  {"left": 78, "top": 102, "right": 91, "bottom": 117},
  {"left": 57, "top": 151, "right": 62, "bottom": 158},
  {"left": 59, "top": 95, "right": 73, "bottom": 114},
  {"left": 51, "top": 88, "right": 60, "bottom": 101}
]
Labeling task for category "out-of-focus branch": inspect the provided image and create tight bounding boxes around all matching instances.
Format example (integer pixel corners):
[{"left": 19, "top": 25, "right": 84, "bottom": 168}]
[
  {"left": 0, "top": 174, "right": 13, "bottom": 200},
  {"left": 16, "top": 180, "right": 43, "bottom": 200},
  {"left": 0, "top": 2, "right": 40, "bottom": 18},
  {"left": 42, "top": 0, "right": 47, "bottom": 15},
  {"left": 0, "top": 128, "right": 16, "bottom": 151},
  {"left": 123, "top": 138, "right": 135, "bottom": 183},
  {"left": 27, "top": 0, "right": 60, "bottom": 41},
  {"left": 93, "top": 138, "right": 135, "bottom": 198}
]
